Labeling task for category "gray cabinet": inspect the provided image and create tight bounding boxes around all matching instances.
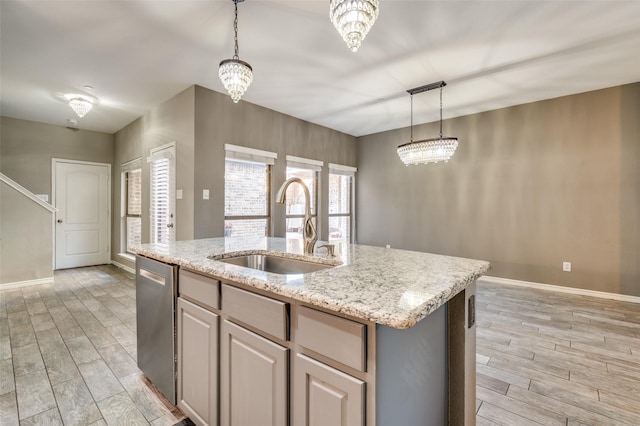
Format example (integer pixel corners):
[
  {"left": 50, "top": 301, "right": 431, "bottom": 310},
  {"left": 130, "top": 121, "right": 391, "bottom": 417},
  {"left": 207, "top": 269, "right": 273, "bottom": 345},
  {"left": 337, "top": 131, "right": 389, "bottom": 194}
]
[
  {"left": 177, "top": 297, "right": 219, "bottom": 426},
  {"left": 220, "top": 319, "right": 288, "bottom": 426},
  {"left": 292, "top": 353, "right": 365, "bottom": 426}
]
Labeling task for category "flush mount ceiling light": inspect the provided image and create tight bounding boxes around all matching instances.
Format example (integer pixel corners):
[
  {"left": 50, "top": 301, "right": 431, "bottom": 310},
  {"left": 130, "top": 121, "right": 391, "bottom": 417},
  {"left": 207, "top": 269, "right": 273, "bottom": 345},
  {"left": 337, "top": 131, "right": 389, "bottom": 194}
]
[
  {"left": 330, "top": 0, "right": 379, "bottom": 52},
  {"left": 219, "top": 0, "right": 253, "bottom": 103},
  {"left": 64, "top": 93, "right": 98, "bottom": 118},
  {"left": 397, "top": 81, "right": 458, "bottom": 166}
]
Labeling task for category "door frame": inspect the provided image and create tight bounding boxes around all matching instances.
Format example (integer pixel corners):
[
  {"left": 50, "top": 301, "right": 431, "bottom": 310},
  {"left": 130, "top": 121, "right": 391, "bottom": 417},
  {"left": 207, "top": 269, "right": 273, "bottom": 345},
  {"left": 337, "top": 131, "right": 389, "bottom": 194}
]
[{"left": 51, "top": 158, "right": 112, "bottom": 269}]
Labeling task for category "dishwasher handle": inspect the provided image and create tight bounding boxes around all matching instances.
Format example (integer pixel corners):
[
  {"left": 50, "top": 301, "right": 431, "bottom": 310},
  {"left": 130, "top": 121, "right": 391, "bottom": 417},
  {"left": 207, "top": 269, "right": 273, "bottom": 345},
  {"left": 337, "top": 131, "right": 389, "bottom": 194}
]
[{"left": 139, "top": 267, "right": 166, "bottom": 286}]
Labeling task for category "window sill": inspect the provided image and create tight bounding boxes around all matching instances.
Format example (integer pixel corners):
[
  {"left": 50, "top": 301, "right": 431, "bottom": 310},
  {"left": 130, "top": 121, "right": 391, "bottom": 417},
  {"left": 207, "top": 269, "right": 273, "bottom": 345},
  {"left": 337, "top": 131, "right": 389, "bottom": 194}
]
[{"left": 117, "top": 253, "right": 136, "bottom": 263}]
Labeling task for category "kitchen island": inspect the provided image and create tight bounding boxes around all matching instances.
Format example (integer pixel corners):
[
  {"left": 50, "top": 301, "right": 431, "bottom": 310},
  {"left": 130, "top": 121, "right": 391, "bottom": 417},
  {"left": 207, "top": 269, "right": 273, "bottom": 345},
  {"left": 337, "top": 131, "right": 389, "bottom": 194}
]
[{"left": 134, "top": 237, "right": 490, "bottom": 426}]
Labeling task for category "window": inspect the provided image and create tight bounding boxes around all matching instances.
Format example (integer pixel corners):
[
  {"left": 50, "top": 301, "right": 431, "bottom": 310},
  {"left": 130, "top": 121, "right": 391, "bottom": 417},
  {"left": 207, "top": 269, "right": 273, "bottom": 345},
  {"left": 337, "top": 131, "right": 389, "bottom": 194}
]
[
  {"left": 121, "top": 158, "right": 142, "bottom": 254},
  {"left": 224, "top": 144, "right": 277, "bottom": 239},
  {"left": 328, "top": 163, "right": 356, "bottom": 243},
  {"left": 285, "top": 156, "right": 322, "bottom": 240},
  {"left": 148, "top": 143, "right": 176, "bottom": 244}
]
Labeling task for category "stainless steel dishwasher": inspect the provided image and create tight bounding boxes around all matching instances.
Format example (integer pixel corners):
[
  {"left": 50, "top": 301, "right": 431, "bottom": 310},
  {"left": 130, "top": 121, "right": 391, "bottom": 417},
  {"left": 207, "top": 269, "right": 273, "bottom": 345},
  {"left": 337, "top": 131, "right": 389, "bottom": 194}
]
[{"left": 135, "top": 255, "right": 177, "bottom": 404}]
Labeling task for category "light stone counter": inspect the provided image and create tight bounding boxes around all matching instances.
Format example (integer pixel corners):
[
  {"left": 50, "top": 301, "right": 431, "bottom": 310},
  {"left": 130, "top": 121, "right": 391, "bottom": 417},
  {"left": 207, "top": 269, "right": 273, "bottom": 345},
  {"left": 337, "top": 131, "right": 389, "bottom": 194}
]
[{"left": 133, "top": 237, "right": 490, "bottom": 329}]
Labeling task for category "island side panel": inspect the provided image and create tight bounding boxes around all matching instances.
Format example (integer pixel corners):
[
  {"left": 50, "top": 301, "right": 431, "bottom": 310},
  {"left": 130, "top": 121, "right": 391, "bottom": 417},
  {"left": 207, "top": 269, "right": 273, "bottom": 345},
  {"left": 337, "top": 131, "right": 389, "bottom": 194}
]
[
  {"left": 375, "top": 304, "right": 447, "bottom": 425},
  {"left": 448, "top": 281, "right": 477, "bottom": 426}
]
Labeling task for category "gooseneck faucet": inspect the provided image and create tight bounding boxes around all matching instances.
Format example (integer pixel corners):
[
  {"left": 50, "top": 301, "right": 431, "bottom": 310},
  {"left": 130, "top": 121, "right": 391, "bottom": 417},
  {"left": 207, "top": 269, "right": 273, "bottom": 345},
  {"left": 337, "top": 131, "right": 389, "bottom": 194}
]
[{"left": 276, "top": 177, "right": 317, "bottom": 254}]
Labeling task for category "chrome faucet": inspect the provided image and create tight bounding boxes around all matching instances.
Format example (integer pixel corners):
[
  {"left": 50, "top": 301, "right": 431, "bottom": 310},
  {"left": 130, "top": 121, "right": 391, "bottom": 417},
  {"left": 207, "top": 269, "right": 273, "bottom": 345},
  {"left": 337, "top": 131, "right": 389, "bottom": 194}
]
[{"left": 276, "top": 177, "right": 317, "bottom": 254}]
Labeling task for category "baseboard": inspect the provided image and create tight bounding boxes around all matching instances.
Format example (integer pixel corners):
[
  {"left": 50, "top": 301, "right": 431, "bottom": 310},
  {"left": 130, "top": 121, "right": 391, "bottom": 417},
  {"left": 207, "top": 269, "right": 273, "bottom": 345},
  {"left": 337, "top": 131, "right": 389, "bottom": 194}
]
[
  {"left": 479, "top": 275, "right": 640, "bottom": 304},
  {"left": 111, "top": 260, "right": 136, "bottom": 274},
  {"left": 0, "top": 277, "right": 54, "bottom": 290}
]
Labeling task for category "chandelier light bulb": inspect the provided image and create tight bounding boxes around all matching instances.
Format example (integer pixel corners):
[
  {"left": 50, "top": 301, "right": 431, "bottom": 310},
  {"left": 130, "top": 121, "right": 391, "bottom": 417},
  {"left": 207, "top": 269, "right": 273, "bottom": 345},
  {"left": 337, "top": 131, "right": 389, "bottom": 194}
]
[
  {"left": 64, "top": 93, "right": 98, "bottom": 118},
  {"left": 330, "top": 0, "right": 379, "bottom": 52},
  {"left": 397, "top": 137, "right": 459, "bottom": 165},
  {"left": 69, "top": 98, "right": 93, "bottom": 118},
  {"left": 219, "top": 59, "right": 253, "bottom": 103}
]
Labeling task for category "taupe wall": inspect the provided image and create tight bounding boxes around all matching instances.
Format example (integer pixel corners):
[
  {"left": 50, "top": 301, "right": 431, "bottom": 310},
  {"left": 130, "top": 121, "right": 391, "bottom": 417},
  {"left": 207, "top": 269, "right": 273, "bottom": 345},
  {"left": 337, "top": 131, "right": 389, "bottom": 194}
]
[
  {"left": 111, "top": 84, "right": 355, "bottom": 269},
  {"left": 0, "top": 182, "right": 54, "bottom": 284},
  {"left": 112, "top": 86, "right": 195, "bottom": 269},
  {"left": 0, "top": 117, "right": 114, "bottom": 199},
  {"left": 193, "top": 85, "right": 357, "bottom": 239},
  {"left": 0, "top": 117, "right": 113, "bottom": 280},
  {"left": 357, "top": 84, "right": 639, "bottom": 296}
]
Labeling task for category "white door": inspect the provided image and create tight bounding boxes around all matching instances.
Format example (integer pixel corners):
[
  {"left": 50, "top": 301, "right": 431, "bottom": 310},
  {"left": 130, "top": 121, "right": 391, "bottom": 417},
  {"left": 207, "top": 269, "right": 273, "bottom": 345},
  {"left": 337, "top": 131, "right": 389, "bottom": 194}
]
[{"left": 54, "top": 160, "right": 110, "bottom": 269}]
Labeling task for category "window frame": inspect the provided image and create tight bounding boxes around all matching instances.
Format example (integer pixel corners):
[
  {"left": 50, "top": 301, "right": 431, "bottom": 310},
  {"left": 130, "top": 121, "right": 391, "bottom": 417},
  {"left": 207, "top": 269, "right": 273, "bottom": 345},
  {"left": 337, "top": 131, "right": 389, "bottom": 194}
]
[
  {"left": 120, "top": 158, "right": 142, "bottom": 256},
  {"left": 328, "top": 163, "right": 357, "bottom": 243},
  {"left": 285, "top": 156, "right": 323, "bottom": 239},
  {"left": 224, "top": 144, "right": 278, "bottom": 238}
]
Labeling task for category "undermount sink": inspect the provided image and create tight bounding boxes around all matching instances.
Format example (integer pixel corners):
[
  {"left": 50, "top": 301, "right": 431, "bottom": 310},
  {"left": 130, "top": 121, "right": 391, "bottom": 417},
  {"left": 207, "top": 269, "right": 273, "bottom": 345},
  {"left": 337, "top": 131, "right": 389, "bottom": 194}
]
[{"left": 217, "top": 254, "right": 337, "bottom": 275}]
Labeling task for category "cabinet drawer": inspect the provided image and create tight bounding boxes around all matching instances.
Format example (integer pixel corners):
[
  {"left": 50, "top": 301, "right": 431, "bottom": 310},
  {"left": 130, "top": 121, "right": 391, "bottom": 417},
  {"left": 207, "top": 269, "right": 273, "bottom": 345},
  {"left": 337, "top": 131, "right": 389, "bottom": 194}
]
[
  {"left": 222, "top": 284, "right": 288, "bottom": 341},
  {"left": 297, "top": 306, "right": 366, "bottom": 371},
  {"left": 179, "top": 269, "right": 220, "bottom": 310}
]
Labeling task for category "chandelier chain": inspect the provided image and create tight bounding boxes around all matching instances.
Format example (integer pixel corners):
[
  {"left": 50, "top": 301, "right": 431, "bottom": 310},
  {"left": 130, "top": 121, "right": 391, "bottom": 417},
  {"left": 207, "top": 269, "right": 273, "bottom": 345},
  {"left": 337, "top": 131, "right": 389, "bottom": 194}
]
[
  {"left": 439, "top": 87, "right": 443, "bottom": 138},
  {"left": 233, "top": 0, "right": 239, "bottom": 59},
  {"left": 410, "top": 94, "right": 414, "bottom": 142}
]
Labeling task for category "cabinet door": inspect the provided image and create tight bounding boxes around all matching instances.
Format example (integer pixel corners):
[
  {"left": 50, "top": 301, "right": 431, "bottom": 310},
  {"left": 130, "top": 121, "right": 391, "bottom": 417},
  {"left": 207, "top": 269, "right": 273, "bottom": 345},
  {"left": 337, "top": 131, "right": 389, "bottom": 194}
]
[
  {"left": 293, "top": 354, "right": 365, "bottom": 426},
  {"left": 177, "top": 298, "right": 219, "bottom": 426},
  {"left": 220, "top": 319, "right": 288, "bottom": 426}
]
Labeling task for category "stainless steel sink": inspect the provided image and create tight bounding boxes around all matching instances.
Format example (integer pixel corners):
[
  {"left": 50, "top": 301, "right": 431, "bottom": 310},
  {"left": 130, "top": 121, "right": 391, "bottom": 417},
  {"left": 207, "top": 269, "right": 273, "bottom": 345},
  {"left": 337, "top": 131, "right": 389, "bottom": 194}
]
[{"left": 218, "top": 254, "right": 336, "bottom": 275}]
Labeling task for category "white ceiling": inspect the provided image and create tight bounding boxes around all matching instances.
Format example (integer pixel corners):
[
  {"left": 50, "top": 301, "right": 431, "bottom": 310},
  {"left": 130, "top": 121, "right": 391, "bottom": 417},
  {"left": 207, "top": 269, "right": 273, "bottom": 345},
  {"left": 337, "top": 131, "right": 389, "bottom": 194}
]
[{"left": 1, "top": 1, "right": 639, "bottom": 137}]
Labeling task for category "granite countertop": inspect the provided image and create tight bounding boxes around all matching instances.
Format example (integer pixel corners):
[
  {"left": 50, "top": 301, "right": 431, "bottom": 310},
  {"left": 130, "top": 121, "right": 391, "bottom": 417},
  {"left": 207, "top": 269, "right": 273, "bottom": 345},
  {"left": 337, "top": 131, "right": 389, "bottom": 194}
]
[{"left": 133, "top": 237, "right": 490, "bottom": 329}]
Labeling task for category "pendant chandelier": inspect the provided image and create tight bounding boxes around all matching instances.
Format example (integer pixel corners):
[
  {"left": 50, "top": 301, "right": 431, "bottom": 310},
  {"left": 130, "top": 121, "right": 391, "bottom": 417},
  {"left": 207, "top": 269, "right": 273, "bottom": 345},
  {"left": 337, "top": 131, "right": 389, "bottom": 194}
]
[
  {"left": 330, "top": 0, "right": 379, "bottom": 52},
  {"left": 397, "top": 81, "right": 458, "bottom": 165},
  {"left": 219, "top": 0, "right": 253, "bottom": 103},
  {"left": 64, "top": 94, "right": 98, "bottom": 118}
]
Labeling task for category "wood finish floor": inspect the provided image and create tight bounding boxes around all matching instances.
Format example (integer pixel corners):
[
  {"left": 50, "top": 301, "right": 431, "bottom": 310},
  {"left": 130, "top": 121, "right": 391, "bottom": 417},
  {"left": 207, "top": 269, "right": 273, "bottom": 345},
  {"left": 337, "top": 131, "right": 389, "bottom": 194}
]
[
  {"left": 476, "top": 281, "right": 640, "bottom": 425},
  {"left": 0, "top": 266, "right": 185, "bottom": 425},
  {"left": 1, "top": 265, "right": 638, "bottom": 425}
]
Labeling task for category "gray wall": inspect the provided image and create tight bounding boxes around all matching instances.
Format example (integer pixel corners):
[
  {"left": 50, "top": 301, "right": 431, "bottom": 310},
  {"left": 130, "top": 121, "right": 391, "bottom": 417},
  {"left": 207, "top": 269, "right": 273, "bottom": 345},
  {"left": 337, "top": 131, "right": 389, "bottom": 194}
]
[
  {"left": 111, "top": 85, "right": 357, "bottom": 270},
  {"left": 0, "top": 117, "right": 113, "bottom": 281},
  {"left": 0, "top": 117, "right": 114, "bottom": 199},
  {"left": 0, "top": 182, "right": 54, "bottom": 284},
  {"left": 112, "top": 86, "right": 195, "bottom": 269},
  {"left": 193, "top": 85, "right": 357, "bottom": 240},
  {"left": 357, "top": 83, "right": 639, "bottom": 296}
]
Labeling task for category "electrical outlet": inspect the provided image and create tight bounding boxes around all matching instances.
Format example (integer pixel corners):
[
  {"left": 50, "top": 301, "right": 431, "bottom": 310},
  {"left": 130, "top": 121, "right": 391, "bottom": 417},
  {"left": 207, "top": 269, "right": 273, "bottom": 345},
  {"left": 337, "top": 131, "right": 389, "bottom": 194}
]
[
  {"left": 176, "top": 189, "right": 183, "bottom": 200},
  {"left": 562, "top": 261, "right": 571, "bottom": 272},
  {"left": 203, "top": 189, "right": 210, "bottom": 200},
  {"left": 385, "top": 244, "right": 391, "bottom": 249}
]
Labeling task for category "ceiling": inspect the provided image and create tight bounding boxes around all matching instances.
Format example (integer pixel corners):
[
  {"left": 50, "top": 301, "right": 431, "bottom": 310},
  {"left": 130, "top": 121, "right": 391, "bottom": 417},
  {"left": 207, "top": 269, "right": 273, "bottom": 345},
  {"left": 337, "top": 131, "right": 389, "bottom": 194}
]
[{"left": 2, "top": 1, "right": 639, "bottom": 137}]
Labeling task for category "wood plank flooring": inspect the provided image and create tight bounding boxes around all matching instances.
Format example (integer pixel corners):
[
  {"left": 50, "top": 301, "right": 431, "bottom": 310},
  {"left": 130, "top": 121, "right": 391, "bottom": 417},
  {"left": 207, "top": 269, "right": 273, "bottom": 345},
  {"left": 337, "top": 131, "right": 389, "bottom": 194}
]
[
  {"left": 476, "top": 281, "right": 640, "bottom": 425},
  {"left": 0, "top": 266, "right": 185, "bottom": 425},
  {"left": 1, "top": 266, "right": 639, "bottom": 425}
]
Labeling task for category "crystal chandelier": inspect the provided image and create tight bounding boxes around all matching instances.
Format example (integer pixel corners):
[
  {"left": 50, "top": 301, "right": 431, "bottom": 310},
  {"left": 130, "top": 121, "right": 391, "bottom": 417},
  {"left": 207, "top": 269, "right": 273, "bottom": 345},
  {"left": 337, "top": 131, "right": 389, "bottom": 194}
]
[
  {"left": 397, "top": 81, "right": 458, "bottom": 165},
  {"left": 64, "top": 94, "right": 98, "bottom": 118},
  {"left": 330, "top": 0, "right": 379, "bottom": 52},
  {"left": 219, "top": 0, "right": 253, "bottom": 103}
]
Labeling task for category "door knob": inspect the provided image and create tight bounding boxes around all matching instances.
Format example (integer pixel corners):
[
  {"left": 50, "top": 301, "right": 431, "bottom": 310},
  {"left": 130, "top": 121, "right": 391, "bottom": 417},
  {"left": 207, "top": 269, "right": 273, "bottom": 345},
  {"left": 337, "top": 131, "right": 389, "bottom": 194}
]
[
  {"left": 167, "top": 223, "right": 174, "bottom": 228},
  {"left": 57, "top": 219, "right": 63, "bottom": 223}
]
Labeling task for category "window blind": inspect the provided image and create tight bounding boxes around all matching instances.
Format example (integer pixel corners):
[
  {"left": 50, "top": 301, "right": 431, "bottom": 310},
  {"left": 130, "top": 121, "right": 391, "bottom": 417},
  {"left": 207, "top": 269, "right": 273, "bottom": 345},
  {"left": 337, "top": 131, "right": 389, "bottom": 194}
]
[
  {"left": 225, "top": 144, "right": 277, "bottom": 165},
  {"left": 150, "top": 157, "right": 170, "bottom": 244},
  {"left": 148, "top": 143, "right": 175, "bottom": 245},
  {"left": 328, "top": 163, "right": 357, "bottom": 176},
  {"left": 286, "top": 155, "right": 323, "bottom": 172}
]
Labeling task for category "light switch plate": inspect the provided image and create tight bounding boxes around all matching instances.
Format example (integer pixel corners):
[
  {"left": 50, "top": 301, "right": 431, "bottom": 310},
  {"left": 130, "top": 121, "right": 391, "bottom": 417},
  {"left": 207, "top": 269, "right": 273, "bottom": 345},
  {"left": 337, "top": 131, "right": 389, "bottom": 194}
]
[
  {"left": 203, "top": 189, "right": 210, "bottom": 200},
  {"left": 176, "top": 189, "right": 183, "bottom": 200}
]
